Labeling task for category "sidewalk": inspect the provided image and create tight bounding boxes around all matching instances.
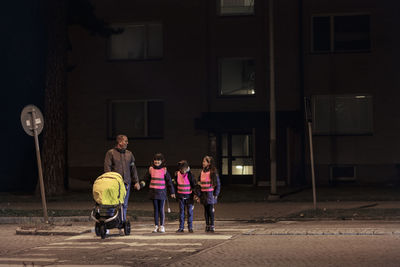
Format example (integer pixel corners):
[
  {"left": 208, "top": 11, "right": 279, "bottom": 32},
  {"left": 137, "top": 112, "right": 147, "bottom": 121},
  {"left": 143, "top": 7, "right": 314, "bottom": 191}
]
[{"left": 1, "top": 181, "right": 400, "bottom": 235}]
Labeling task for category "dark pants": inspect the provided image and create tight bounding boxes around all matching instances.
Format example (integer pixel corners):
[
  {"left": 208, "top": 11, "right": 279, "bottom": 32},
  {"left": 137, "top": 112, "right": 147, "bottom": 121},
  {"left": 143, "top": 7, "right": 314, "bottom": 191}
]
[
  {"left": 107, "top": 182, "right": 130, "bottom": 222},
  {"left": 122, "top": 182, "right": 131, "bottom": 222},
  {"left": 178, "top": 198, "right": 193, "bottom": 229},
  {"left": 152, "top": 199, "right": 165, "bottom": 226},
  {"left": 204, "top": 204, "right": 214, "bottom": 226}
]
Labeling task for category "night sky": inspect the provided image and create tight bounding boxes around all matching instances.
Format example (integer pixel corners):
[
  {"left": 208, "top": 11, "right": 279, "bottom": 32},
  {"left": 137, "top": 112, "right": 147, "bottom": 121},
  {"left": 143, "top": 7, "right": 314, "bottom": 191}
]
[{"left": 1, "top": 0, "right": 46, "bottom": 191}]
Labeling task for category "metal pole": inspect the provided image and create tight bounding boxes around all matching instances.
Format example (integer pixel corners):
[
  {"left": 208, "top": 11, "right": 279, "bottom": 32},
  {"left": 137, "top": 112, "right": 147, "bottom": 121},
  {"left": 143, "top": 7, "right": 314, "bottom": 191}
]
[
  {"left": 268, "top": 0, "right": 278, "bottom": 199},
  {"left": 31, "top": 109, "right": 49, "bottom": 223},
  {"left": 307, "top": 121, "right": 317, "bottom": 210}
]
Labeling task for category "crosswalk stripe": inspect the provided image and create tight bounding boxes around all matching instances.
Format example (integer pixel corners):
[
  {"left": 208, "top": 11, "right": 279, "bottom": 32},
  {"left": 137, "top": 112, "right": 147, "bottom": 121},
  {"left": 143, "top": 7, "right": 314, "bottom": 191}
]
[
  {"left": 68, "top": 234, "right": 232, "bottom": 240},
  {"left": 119, "top": 247, "right": 197, "bottom": 253},
  {"left": 48, "top": 241, "right": 202, "bottom": 247},
  {"left": 34, "top": 246, "right": 101, "bottom": 250},
  {"left": 0, "top": 257, "right": 57, "bottom": 262}
]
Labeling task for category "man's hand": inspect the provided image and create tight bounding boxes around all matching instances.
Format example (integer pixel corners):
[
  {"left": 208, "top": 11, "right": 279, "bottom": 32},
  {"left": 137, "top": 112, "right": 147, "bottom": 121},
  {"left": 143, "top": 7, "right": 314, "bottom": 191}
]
[
  {"left": 194, "top": 195, "right": 200, "bottom": 203},
  {"left": 134, "top": 182, "right": 140, "bottom": 191},
  {"left": 171, "top": 194, "right": 176, "bottom": 199}
]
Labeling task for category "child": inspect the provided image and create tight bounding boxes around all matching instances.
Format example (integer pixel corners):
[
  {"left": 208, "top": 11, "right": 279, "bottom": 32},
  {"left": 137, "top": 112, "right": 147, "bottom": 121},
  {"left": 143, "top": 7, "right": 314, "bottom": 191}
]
[
  {"left": 143, "top": 153, "right": 175, "bottom": 233},
  {"left": 196, "top": 155, "right": 221, "bottom": 232},
  {"left": 174, "top": 160, "right": 196, "bottom": 233}
]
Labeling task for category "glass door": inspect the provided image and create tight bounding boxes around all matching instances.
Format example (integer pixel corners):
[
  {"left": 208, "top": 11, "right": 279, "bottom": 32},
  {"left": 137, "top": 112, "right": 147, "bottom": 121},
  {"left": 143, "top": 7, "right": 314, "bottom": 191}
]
[{"left": 221, "top": 133, "right": 254, "bottom": 184}]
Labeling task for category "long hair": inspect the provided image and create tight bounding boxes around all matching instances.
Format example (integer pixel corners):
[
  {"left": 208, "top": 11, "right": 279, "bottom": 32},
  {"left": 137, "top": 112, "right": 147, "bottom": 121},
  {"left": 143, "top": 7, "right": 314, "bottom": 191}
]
[
  {"left": 153, "top": 153, "right": 166, "bottom": 168},
  {"left": 203, "top": 155, "right": 217, "bottom": 186}
]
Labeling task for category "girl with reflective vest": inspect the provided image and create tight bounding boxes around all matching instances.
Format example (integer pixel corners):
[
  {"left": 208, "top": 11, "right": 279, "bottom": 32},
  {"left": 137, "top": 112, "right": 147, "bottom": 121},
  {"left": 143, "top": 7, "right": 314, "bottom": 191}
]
[
  {"left": 174, "top": 160, "right": 196, "bottom": 233},
  {"left": 143, "top": 153, "right": 175, "bottom": 233},
  {"left": 196, "top": 155, "right": 221, "bottom": 232}
]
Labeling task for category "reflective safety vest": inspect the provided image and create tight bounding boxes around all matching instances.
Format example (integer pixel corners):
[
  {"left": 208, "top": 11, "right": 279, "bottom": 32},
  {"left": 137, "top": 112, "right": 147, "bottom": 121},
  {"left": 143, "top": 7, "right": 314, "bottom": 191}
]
[
  {"left": 149, "top": 167, "right": 166, "bottom": 189},
  {"left": 177, "top": 172, "right": 192, "bottom": 194},
  {"left": 200, "top": 171, "right": 214, "bottom": 192}
]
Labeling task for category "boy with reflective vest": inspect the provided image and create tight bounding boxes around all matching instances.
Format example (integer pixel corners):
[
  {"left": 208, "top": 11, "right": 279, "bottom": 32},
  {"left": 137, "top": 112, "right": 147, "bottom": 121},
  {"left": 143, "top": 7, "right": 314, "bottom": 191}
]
[
  {"left": 143, "top": 153, "right": 175, "bottom": 233},
  {"left": 174, "top": 160, "right": 196, "bottom": 233},
  {"left": 195, "top": 155, "right": 221, "bottom": 232}
]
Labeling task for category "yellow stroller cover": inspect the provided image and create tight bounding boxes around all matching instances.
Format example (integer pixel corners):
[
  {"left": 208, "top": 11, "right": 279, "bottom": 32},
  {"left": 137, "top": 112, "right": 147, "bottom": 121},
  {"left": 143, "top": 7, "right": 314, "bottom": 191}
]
[{"left": 93, "top": 172, "right": 126, "bottom": 205}]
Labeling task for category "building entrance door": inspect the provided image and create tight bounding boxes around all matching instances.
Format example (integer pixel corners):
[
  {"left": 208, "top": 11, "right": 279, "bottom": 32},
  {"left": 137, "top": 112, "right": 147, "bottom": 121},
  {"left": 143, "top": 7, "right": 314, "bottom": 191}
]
[{"left": 221, "top": 133, "right": 254, "bottom": 184}]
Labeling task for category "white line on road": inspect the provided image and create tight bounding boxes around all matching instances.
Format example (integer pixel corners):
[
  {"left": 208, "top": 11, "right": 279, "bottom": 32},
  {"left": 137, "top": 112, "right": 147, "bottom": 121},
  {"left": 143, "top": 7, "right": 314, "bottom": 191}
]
[
  {"left": 0, "top": 257, "right": 57, "bottom": 262},
  {"left": 68, "top": 234, "right": 232, "bottom": 240},
  {"left": 119, "top": 247, "right": 197, "bottom": 253},
  {"left": 50, "top": 241, "right": 202, "bottom": 246}
]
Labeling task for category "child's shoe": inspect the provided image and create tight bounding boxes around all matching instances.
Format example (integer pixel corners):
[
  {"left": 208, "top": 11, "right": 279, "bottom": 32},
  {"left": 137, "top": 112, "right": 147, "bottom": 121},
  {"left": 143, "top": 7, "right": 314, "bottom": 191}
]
[
  {"left": 159, "top": 225, "right": 165, "bottom": 233},
  {"left": 209, "top": 226, "right": 215, "bottom": 232},
  {"left": 152, "top": 225, "right": 159, "bottom": 233},
  {"left": 189, "top": 228, "right": 194, "bottom": 233},
  {"left": 176, "top": 228, "right": 184, "bottom": 233},
  {"left": 205, "top": 225, "right": 210, "bottom": 232}
]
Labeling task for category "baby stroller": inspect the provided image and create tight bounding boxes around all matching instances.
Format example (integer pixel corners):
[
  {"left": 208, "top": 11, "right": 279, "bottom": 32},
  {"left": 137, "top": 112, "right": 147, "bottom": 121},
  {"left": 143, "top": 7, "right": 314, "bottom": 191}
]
[{"left": 90, "top": 172, "right": 131, "bottom": 239}]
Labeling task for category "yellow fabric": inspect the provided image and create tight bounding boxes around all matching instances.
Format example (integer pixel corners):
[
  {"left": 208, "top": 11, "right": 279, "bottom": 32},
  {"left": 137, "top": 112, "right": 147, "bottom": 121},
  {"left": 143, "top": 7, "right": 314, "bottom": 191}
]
[{"left": 92, "top": 172, "right": 126, "bottom": 205}]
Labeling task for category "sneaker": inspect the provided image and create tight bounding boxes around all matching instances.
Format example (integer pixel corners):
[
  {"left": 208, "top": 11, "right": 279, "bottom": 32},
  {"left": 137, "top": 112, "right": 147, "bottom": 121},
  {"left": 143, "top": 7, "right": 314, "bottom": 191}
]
[
  {"left": 159, "top": 226, "right": 165, "bottom": 233},
  {"left": 205, "top": 226, "right": 209, "bottom": 232},
  {"left": 106, "top": 229, "right": 110, "bottom": 235},
  {"left": 176, "top": 228, "right": 184, "bottom": 233},
  {"left": 152, "top": 225, "right": 159, "bottom": 233},
  {"left": 189, "top": 228, "right": 194, "bottom": 233},
  {"left": 209, "top": 226, "right": 215, "bottom": 233}
]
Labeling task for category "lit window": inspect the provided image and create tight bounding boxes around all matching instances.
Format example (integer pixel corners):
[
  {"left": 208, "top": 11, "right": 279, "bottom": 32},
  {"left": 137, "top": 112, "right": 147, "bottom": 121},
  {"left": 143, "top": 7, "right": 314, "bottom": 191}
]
[
  {"left": 312, "top": 14, "right": 370, "bottom": 53},
  {"left": 108, "top": 100, "right": 164, "bottom": 138},
  {"left": 108, "top": 23, "right": 163, "bottom": 60},
  {"left": 219, "top": 58, "right": 255, "bottom": 96},
  {"left": 218, "top": 0, "right": 254, "bottom": 16}
]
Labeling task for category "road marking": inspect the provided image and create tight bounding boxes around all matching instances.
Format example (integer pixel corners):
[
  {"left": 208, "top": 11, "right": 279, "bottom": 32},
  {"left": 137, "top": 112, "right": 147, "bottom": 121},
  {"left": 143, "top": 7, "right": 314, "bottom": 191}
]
[
  {"left": 34, "top": 246, "right": 101, "bottom": 250},
  {"left": 0, "top": 257, "right": 57, "bottom": 262},
  {"left": 68, "top": 234, "right": 232, "bottom": 240},
  {"left": 49, "top": 241, "right": 202, "bottom": 247},
  {"left": 119, "top": 247, "right": 197, "bottom": 253}
]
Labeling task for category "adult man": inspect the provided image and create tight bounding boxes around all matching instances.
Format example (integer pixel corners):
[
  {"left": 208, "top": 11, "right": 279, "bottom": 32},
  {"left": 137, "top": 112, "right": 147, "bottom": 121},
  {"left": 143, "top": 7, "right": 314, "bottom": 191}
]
[{"left": 104, "top": 134, "right": 140, "bottom": 221}]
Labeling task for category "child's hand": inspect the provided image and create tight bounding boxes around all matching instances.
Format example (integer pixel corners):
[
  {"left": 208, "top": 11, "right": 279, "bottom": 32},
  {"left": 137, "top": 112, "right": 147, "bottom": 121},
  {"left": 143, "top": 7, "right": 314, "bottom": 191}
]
[{"left": 171, "top": 194, "right": 176, "bottom": 199}]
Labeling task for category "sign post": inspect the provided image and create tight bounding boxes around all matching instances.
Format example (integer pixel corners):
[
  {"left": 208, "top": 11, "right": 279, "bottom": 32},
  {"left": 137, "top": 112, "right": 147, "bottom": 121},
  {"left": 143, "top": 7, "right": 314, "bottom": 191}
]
[
  {"left": 21, "top": 105, "right": 48, "bottom": 223},
  {"left": 304, "top": 97, "right": 317, "bottom": 211}
]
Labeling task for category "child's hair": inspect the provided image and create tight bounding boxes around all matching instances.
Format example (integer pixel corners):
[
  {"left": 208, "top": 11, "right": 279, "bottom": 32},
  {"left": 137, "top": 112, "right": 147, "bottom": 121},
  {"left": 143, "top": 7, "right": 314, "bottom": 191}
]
[
  {"left": 203, "top": 155, "right": 217, "bottom": 186},
  {"left": 153, "top": 153, "right": 166, "bottom": 167},
  {"left": 177, "top": 160, "right": 189, "bottom": 171}
]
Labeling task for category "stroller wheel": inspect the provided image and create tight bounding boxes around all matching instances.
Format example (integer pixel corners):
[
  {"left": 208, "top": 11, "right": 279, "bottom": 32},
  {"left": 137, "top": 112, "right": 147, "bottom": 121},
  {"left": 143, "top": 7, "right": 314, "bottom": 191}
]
[
  {"left": 95, "top": 222, "right": 101, "bottom": 236},
  {"left": 124, "top": 220, "right": 131, "bottom": 236},
  {"left": 100, "top": 224, "right": 106, "bottom": 239}
]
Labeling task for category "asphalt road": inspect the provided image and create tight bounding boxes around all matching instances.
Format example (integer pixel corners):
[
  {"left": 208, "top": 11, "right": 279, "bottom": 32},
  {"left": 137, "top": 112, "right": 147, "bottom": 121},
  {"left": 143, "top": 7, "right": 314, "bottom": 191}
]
[{"left": 0, "top": 221, "right": 399, "bottom": 266}]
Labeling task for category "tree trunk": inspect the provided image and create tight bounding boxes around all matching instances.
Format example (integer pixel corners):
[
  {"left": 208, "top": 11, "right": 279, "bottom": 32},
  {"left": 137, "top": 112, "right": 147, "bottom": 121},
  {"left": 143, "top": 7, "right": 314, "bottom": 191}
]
[{"left": 41, "top": 0, "right": 68, "bottom": 196}]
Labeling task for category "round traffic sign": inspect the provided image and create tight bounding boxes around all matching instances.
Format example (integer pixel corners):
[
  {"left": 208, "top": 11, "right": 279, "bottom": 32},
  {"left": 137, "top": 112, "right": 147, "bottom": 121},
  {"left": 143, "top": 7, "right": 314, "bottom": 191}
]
[{"left": 21, "top": 105, "right": 44, "bottom": 136}]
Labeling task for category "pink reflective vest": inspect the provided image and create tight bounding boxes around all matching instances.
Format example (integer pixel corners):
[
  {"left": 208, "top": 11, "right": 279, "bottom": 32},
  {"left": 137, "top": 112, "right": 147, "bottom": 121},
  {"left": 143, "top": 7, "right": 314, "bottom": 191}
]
[
  {"left": 200, "top": 171, "right": 214, "bottom": 192},
  {"left": 177, "top": 172, "right": 192, "bottom": 194},
  {"left": 149, "top": 167, "right": 166, "bottom": 189}
]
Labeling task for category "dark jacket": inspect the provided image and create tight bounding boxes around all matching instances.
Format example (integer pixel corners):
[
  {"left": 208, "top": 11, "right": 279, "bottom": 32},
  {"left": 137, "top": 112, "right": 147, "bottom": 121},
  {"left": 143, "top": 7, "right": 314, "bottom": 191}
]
[
  {"left": 196, "top": 172, "right": 221, "bottom": 205},
  {"left": 143, "top": 166, "right": 175, "bottom": 200},
  {"left": 104, "top": 147, "right": 139, "bottom": 185},
  {"left": 173, "top": 171, "right": 196, "bottom": 204}
]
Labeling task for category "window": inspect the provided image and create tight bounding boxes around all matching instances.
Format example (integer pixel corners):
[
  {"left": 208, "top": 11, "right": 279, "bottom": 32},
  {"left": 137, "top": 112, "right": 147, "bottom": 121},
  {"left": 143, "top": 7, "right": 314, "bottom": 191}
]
[
  {"left": 219, "top": 58, "right": 255, "bottom": 96},
  {"left": 218, "top": 0, "right": 254, "bottom": 16},
  {"left": 108, "top": 23, "right": 163, "bottom": 60},
  {"left": 108, "top": 100, "right": 164, "bottom": 139},
  {"left": 222, "top": 134, "right": 253, "bottom": 176},
  {"left": 312, "top": 14, "right": 370, "bottom": 53},
  {"left": 311, "top": 94, "right": 373, "bottom": 135}
]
